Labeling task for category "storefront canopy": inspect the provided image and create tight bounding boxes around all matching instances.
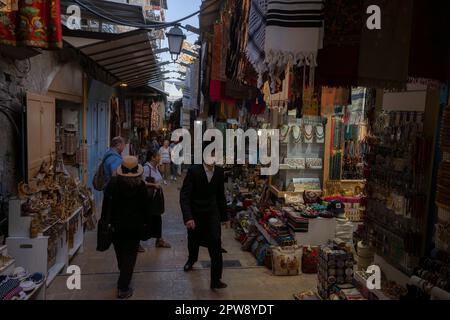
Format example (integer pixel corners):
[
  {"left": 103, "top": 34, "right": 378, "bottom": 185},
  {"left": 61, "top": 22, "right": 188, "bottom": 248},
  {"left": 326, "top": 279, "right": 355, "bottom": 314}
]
[{"left": 78, "top": 30, "right": 163, "bottom": 87}]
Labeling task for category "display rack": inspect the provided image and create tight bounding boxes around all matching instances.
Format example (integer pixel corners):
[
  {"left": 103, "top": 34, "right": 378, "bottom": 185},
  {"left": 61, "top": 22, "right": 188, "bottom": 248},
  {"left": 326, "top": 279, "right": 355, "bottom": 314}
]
[
  {"left": 271, "top": 116, "right": 327, "bottom": 198},
  {"left": 6, "top": 198, "right": 85, "bottom": 287}
]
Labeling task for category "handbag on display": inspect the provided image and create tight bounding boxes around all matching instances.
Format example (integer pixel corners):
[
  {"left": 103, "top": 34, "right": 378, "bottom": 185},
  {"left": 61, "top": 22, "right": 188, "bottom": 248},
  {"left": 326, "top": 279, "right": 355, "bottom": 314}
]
[
  {"left": 303, "top": 191, "right": 321, "bottom": 204},
  {"left": 302, "top": 246, "right": 319, "bottom": 274},
  {"left": 271, "top": 245, "right": 302, "bottom": 276}
]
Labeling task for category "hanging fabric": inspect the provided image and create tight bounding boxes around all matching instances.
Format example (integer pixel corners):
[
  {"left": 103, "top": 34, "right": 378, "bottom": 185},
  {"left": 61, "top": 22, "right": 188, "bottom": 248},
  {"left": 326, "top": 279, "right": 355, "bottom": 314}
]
[
  {"left": 246, "top": 0, "right": 269, "bottom": 88},
  {"left": 316, "top": 0, "right": 363, "bottom": 87},
  {"left": 408, "top": 0, "right": 450, "bottom": 82},
  {"left": 264, "top": 0, "right": 324, "bottom": 91},
  {"left": 358, "top": 0, "right": 414, "bottom": 89},
  {"left": 0, "top": 0, "right": 62, "bottom": 49}
]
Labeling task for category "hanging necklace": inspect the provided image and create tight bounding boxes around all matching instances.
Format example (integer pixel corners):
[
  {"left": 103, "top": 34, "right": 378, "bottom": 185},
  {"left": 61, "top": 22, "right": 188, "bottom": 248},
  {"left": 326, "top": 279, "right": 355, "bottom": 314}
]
[
  {"left": 280, "top": 125, "right": 290, "bottom": 140},
  {"left": 303, "top": 123, "right": 314, "bottom": 143},
  {"left": 315, "top": 124, "right": 325, "bottom": 143},
  {"left": 292, "top": 125, "right": 302, "bottom": 143}
]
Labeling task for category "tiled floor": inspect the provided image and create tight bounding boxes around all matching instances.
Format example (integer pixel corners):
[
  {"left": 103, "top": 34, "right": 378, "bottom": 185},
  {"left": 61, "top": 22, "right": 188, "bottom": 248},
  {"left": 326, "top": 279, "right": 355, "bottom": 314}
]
[{"left": 46, "top": 176, "right": 317, "bottom": 300}]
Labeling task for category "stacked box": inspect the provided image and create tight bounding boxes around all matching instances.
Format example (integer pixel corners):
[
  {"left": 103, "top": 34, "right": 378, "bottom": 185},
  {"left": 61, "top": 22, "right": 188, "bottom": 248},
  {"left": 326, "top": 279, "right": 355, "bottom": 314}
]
[{"left": 317, "top": 244, "right": 355, "bottom": 299}]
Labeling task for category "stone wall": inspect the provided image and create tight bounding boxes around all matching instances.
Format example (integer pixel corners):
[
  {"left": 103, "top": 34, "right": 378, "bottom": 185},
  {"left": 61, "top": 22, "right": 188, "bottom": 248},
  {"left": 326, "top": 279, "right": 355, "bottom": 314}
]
[{"left": 0, "top": 51, "right": 61, "bottom": 196}]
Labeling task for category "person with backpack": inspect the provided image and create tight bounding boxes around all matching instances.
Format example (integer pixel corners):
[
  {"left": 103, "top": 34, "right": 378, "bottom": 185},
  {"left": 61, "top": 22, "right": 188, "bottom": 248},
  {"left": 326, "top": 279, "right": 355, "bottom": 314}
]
[
  {"left": 104, "top": 137, "right": 125, "bottom": 182},
  {"left": 141, "top": 149, "right": 172, "bottom": 249},
  {"left": 92, "top": 137, "right": 125, "bottom": 192}
]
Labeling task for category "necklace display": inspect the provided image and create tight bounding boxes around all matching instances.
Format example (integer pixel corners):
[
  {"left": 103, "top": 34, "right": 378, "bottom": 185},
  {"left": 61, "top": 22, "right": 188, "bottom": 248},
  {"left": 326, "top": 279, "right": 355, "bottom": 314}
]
[
  {"left": 303, "top": 124, "right": 314, "bottom": 144},
  {"left": 292, "top": 125, "right": 302, "bottom": 143},
  {"left": 315, "top": 124, "right": 325, "bottom": 143}
]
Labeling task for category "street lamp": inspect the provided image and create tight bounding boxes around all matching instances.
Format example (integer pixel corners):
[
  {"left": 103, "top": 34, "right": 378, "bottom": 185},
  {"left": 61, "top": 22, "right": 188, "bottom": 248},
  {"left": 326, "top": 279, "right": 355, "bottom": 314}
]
[{"left": 166, "top": 25, "right": 186, "bottom": 62}]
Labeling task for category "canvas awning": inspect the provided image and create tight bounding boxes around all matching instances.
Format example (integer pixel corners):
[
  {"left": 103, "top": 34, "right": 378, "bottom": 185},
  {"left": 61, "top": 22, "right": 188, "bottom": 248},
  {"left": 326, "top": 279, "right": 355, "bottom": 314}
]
[{"left": 78, "top": 30, "right": 163, "bottom": 87}]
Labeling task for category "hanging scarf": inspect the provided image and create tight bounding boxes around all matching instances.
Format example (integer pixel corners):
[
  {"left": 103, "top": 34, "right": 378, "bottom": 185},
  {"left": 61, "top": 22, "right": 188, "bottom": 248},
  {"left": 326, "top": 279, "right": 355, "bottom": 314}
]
[
  {"left": 358, "top": 0, "right": 414, "bottom": 89},
  {"left": 0, "top": 0, "right": 62, "bottom": 49},
  {"left": 246, "top": 0, "right": 268, "bottom": 88},
  {"left": 264, "top": 0, "right": 324, "bottom": 92}
]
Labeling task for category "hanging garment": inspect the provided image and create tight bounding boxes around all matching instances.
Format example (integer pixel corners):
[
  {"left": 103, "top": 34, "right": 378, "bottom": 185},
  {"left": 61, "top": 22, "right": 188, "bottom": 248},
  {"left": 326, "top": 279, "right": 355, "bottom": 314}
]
[
  {"left": 316, "top": 0, "right": 363, "bottom": 87},
  {"left": 0, "top": 0, "right": 62, "bottom": 49},
  {"left": 211, "top": 23, "right": 223, "bottom": 81},
  {"left": 151, "top": 102, "right": 160, "bottom": 131},
  {"left": 264, "top": 0, "right": 324, "bottom": 88},
  {"left": 408, "top": 0, "right": 450, "bottom": 82},
  {"left": 320, "top": 87, "right": 351, "bottom": 116},
  {"left": 358, "top": 0, "right": 414, "bottom": 89},
  {"left": 246, "top": 0, "right": 269, "bottom": 88}
]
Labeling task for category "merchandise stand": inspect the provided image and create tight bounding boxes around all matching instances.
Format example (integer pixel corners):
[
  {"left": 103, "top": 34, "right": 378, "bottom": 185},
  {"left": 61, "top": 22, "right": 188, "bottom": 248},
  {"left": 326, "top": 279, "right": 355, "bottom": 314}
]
[
  {"left": 6, "top": 198, "right": 85, "bottom": 288},
  {"left": 0, "top": 243, "right": 46, "bottom": 300}
]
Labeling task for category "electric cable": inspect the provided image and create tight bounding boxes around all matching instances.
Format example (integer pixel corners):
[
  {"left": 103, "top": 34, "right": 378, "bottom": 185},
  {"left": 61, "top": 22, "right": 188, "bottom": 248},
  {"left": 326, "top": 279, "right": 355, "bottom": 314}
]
[{"left": 72, "top": 0, "right": 222, "bottom": 30}]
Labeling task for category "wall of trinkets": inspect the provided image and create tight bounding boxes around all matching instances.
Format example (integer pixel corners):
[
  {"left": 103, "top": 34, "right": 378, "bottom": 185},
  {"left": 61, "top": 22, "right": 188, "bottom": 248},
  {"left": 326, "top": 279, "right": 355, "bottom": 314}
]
[
  {"left": 365, "top": 100, "right": 429, "bottom": 277},
  {"left": 3, "top": 144, "right": 95, "bottom": 293}
]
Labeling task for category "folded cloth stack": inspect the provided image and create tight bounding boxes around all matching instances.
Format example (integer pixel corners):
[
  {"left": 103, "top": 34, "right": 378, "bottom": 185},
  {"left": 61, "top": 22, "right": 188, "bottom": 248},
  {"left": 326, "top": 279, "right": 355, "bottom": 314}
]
[
  {"left": 266, "top": 218, "right": 293, "bottom": 243},
  {"left": 284, "top": 209, "right": 309, "bottom": 232},
  {"left": 335, "top": 219, "right": 354, "bottom": 243},
  {"left": 0, "top": 278, "right": 22, "bottom": 300}
]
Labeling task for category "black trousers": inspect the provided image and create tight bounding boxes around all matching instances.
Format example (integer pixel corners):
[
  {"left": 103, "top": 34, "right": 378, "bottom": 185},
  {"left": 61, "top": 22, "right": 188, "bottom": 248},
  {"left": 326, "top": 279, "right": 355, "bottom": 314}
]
[
  {"left": 112, "top": 237, "right": 139, "bottom": 291},
  {"left": 187, "top": 230, "right": 223, "bottom": 284}
]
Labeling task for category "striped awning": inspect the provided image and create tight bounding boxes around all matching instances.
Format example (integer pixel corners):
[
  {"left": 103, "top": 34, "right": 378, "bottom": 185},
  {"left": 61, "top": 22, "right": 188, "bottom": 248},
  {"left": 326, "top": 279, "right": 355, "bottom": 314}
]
[{"left": 79, "top": 30, "right": 163, "bottom": 87}]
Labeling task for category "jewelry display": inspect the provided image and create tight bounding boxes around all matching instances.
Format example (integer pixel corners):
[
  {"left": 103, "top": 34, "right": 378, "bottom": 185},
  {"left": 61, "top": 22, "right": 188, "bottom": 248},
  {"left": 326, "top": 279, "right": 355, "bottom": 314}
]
[
  {"left": 285, "top": 158, "right": 306, "bottom": 169},
  {"left": 303, "top": 124, "right": 314, "bottom": 144},
  {"left": 291, "top": 125, "right": 302, "bottom": 143},
  {"left": 315, "top": 124, "right": 325, "bottom": 144},
  {"left": 366, "top": 110, "right": 427, "bottom": 274},
  {"left": 306, "top": 158, "right": 323, "bottom": 170}
]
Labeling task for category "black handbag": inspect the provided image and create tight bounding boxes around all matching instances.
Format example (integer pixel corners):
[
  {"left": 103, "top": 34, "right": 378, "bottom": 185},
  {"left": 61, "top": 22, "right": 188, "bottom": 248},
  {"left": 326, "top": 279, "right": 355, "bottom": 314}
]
[
  {"left": 96, "top": 185, "right": 114, "bottom": 252},
  {"left": 145, "top": 175, "right": 165, "bottom": 215}
]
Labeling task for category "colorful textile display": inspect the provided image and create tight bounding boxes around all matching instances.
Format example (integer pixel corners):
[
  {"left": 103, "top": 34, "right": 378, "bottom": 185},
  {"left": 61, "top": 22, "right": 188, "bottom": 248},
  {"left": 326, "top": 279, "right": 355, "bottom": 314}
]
[
  {"left": 0, "top": 0, "right": 62, "bottom": 49},
  {"left": 150, "top": 102, "right": 160, "bottom": 131},
  {"left": 320, "top": 87, "right": 350, "bottom": 116},
  {"left": 358, "top": 0, "right": 414, "bottom": 88},
  {"left": 246, "top": 0, "right": 268, "bottom": 88},
  {"left": 264, "top": 0, "right": 324, "bottom": 88}
]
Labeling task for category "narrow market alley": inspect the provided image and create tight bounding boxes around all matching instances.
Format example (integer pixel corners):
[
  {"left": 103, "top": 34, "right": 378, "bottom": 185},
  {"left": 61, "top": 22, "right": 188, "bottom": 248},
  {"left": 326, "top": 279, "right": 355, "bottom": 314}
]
[{"left": 46, "top": 177, "right": 316, "bottom": 300}]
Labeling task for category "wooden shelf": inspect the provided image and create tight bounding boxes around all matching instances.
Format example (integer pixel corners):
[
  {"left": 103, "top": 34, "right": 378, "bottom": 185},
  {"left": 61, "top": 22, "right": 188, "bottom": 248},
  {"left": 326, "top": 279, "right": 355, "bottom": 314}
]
[
  {"left": 269, "top": 185, "right": 321, "bottom": 198},
  {"left": 65, "top": 207, "right": 83, "bottom": 223},
  {"left": 0, "top": 258, "right": 15, "bottom": 275}
]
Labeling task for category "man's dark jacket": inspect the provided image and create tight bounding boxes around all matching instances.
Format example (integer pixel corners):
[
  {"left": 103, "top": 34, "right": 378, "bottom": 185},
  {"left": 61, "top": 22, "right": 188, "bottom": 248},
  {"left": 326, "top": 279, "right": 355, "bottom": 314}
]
[{"left": 180, "top": 165, "right": 228, "bottom": 247}]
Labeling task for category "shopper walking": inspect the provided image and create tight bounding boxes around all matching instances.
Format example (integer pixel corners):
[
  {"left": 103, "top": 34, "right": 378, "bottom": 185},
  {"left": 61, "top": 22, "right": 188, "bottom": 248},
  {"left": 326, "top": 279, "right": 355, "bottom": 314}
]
[
  {"left": 180, "top": 152, "right": 229, "bottom": 290},
  {"left": 103, "top": 136, "right": 125, "bottom": 184},
  {"left": 169, "top": 140, "right": 178, "bottom": 181},
  {"left": 142, "top": 149, "right": 172, "bottom": 249},
  {"left": 101, "top": 156, "right": 150, "bottom": 299},
  {"left": 158, "top": 139, "right": 171, "bottom": 184}
]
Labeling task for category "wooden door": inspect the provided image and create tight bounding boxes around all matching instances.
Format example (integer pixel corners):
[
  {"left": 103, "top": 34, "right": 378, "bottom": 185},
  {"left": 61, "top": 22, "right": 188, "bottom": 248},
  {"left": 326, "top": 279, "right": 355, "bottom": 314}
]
[{"left": 26, "top": 93, "right": 55, "bottom": 179}]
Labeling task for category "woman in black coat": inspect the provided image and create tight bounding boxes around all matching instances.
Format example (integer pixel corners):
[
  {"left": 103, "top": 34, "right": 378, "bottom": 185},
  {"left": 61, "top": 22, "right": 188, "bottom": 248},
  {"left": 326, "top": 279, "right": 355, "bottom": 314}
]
[{"left": 101, "top": 156, "right": 150, "bottom": 299}]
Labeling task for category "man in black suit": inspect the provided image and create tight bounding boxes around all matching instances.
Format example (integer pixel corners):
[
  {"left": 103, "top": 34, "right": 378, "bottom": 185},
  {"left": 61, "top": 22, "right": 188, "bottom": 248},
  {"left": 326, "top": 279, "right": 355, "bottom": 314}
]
[{"left": 180, "top": 156, "right": 228, "bottom": 289}]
